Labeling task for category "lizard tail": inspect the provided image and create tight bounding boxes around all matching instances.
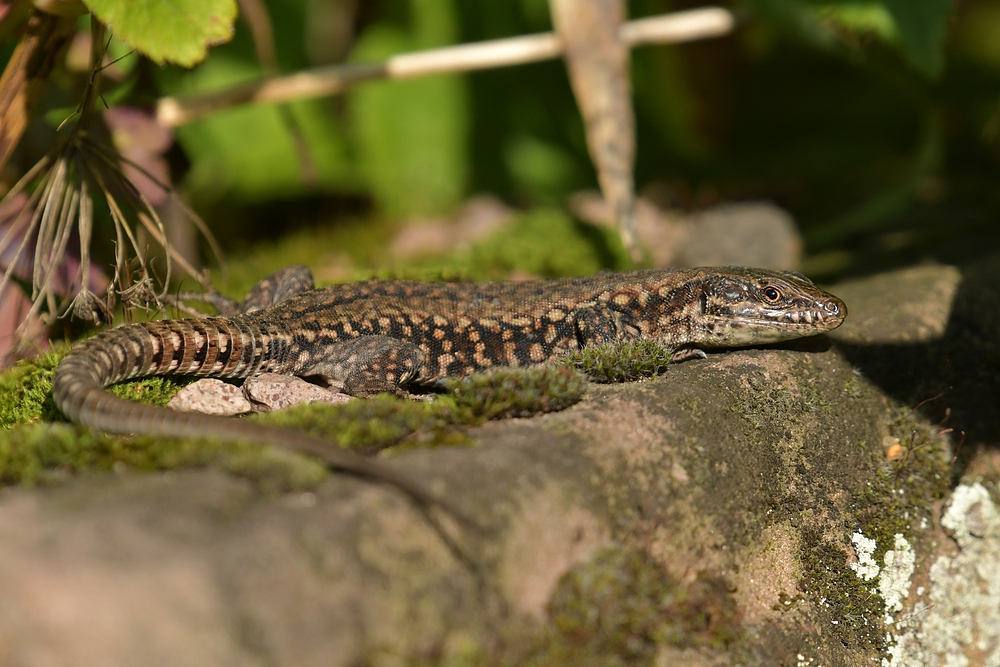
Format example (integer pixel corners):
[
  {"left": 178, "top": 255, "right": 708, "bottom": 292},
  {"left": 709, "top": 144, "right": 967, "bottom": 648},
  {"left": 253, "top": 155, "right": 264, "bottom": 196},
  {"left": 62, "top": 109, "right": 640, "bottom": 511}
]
[
  {"left": 51, "top": 320, "right": 445, "bottom": 510},
  {"left": 53, "top": 317, "right": 299, "bottom": 426}
]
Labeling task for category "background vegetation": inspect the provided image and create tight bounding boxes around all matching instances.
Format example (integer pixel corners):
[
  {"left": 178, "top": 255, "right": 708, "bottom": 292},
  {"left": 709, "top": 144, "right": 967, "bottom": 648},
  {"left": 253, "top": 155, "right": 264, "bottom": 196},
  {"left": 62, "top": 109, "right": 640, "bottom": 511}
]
[{"left": 1, "top": 0, "right": 998, "bottom": 340}]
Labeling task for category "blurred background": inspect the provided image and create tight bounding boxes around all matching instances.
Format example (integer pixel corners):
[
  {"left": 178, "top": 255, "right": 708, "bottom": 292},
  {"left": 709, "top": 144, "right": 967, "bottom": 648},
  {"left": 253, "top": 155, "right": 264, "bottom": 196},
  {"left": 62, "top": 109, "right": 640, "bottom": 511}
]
[{"left": 2, "top": 0, "right": 999, "bottom": 358}]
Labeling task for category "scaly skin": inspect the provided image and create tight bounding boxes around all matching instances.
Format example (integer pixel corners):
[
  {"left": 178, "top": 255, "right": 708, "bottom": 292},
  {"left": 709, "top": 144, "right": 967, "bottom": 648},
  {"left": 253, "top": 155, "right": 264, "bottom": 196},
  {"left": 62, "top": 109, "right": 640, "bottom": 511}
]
[{"left": 52, "top": 266, "right": 847, "bottom": 506}]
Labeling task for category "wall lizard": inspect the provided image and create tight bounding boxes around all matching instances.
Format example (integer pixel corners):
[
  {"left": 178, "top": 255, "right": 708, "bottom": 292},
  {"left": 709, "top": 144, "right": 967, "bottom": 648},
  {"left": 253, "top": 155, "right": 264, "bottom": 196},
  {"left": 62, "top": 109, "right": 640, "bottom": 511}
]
[{"left": 52, "top": 265, "right": 847, "bottom": 507}]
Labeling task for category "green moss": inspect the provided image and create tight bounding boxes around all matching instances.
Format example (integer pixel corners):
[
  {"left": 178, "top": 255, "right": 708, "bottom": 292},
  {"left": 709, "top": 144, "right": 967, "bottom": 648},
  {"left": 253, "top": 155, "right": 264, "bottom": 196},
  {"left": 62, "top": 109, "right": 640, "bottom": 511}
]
[
  {"left": 443, "top": 366, "right": 587, "bottom": 420},
  {"left": 460, "top": 208, "right": 632, "bottom": 279},
  {"left": 109, "top": 376, "right": 189, "bottom": 408},
  {"left": 0, "top": 347, "right": 190, "bottom": 430},
  {"left": 254, "top": 366, "right": 586, "bottom": 455},
  {"left": 211, "top": 441, "right": 329, "bottom": 494},
  {"left": 856, "top": 407, "right": 951, "bottom": 549},
  {"left": 728, "top": 364, "right": 831, "bottom": 432},
  {"left": 212, "top": 218, "right": 400, "bottom": 298},
  {"left": 400, "top": 208, "right": 633, "bottom": 282},
  {"left": 0, "top": 349, "right": 67, "bottom": 427},
  {"left": 0, "top": 421, "right": 327, "bottom": 492},
  {"left": 213, "top": 206, "right": 632, "bottom": 303},
  {"left": 379, "top": 544, "right": 740, "bottom": 667},
  {"left": 559, "top": 339, "right": 674, "bottom": 383},
  {"left": 0, "top": 355, "right": 588, "bottom": 489},
  {"left": 796, "top": 407, "right": 951, "bottom": 651},
  {"left": 797, "top": 525, "right": 887, "bottom": 650},
  {"left": 524, "top": 547, "right": 739, "bottom": 667},
  {"left": 253, "top": 395, "right": 472, "bottom": 455}
]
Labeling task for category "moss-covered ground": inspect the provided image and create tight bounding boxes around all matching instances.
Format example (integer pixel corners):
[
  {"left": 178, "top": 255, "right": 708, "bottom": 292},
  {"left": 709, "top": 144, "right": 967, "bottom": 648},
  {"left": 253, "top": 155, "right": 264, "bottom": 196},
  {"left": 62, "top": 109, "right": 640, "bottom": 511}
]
[{"left": 1, "top": 207, "right": 642, "bottom": 492}]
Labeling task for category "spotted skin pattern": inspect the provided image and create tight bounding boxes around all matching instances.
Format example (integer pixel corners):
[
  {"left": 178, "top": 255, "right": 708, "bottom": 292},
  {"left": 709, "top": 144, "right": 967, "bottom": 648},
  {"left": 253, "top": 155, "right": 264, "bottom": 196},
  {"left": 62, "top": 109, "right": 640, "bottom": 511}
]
[{"left": 52, "top": 265, "right": 846, "bottom": 503}]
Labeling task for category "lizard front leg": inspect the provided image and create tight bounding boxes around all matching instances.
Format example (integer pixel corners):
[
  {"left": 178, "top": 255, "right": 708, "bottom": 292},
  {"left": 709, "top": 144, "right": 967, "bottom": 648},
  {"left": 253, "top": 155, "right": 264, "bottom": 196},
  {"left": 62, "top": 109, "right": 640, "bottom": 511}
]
[
  {"left": 573, "top": 305, "right": 703, "bottom": 361},
  {"left": 298, "top": 336, "right": 427, "bottom": 396},
  {"left": 573, "top": 305, "right": 633, "bottom": 345}
]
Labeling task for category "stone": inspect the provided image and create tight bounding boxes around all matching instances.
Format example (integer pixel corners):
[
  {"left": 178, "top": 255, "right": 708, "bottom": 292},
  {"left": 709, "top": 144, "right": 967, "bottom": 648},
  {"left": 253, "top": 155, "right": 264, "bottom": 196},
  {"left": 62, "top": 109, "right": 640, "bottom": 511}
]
[
  {"left": 167, "top": 378, "right": 252, "bottom": 416},
  {"left": 243, "top": 373, "right": 352, "bottom": 412}
]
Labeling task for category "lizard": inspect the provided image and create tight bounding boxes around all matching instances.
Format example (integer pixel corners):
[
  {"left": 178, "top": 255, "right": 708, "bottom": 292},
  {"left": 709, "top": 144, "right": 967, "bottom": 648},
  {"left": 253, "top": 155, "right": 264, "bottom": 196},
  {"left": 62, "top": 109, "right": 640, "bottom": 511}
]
[{"left": 52, "top": 265, "right": 847, "bottom": 507}]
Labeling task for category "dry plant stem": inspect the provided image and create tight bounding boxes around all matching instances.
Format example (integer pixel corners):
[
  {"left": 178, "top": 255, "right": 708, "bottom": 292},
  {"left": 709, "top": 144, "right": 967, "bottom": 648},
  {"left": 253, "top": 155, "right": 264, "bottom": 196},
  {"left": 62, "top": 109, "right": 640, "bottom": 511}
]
[
  {"left": 0, "top": 11, "right": 77, "bottom": 172},
  {"left": 237, "top": 0, "right": 278, "bottom": 71},
  {"left": 1, "top": 14, "right": 221, "bottom": 345},
  {"left": 0, "top": 156, "right": 54, "bottom": 297},
  {"left": 80, "top": 138, "right": 219, "bottom": 288},
  {"left": 550, "top": 0, "right": 638, "bottom": 261},
  {"left": 156, "top": 7, "right": 737, "bottom": 127},
  {"left": 15, "top": 156, "right": 81, "bottom": 335},
  {"left": 69, "top": 179, "right": 99, "bottom": 311}
]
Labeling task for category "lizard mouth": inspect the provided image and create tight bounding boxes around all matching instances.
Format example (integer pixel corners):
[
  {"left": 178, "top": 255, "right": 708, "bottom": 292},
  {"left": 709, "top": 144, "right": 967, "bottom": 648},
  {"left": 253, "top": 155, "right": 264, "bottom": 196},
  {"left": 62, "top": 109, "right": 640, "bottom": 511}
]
[
  {"left": 758, "top": 297, "right": 847, "bottom": 330},
  {"left": 700, "top": 298, "right": 847, "bottom": 347}
]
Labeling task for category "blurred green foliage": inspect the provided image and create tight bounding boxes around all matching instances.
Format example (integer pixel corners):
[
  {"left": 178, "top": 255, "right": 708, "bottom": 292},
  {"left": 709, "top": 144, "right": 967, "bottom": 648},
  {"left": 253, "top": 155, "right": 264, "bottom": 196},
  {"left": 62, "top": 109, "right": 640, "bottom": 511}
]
[
  {"left": 349, "top": 2, "right": 470, "bottom": 218},
  {"left": 9, "top": 0, "right": 1000, "bottom": 281}
]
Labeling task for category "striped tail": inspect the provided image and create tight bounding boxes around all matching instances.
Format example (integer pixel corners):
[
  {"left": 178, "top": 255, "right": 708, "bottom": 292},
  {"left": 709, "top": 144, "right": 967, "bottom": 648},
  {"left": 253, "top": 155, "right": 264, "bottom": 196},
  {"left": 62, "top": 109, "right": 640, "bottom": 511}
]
[
  {"left": 51, "top": 319, "right": 442, "bottom": 509},
  {"left": 52, "top": 317, "right": 298, "bottom": 428}
]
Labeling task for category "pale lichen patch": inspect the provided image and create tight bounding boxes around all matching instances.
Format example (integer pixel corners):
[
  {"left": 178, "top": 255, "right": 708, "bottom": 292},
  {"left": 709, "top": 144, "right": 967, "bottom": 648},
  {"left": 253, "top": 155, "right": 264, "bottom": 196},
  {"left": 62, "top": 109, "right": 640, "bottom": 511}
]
[
  {"left": 849, "top": 531, "right": 880, "bottom": 581},
  {"left": 882, "top": 483, "right": 1000, "bottom": 667},
  {"left": 879, "top": 534, "right": 915, "bottom": 625}
]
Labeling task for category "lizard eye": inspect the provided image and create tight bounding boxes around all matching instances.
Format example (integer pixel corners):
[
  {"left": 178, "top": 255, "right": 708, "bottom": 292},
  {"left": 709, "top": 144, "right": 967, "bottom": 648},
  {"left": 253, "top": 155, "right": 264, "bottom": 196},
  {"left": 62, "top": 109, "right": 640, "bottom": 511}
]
[{"left": 763, "top": 286, "right": 781, "bottom": 303}]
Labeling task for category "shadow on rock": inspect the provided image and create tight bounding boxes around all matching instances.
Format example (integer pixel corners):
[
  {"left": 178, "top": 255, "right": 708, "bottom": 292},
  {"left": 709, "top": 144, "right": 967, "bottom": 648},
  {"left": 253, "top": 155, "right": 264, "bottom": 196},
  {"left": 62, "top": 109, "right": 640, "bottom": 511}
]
[{"left": 830, "top": 256, "right": 1000, "bottom": 474}]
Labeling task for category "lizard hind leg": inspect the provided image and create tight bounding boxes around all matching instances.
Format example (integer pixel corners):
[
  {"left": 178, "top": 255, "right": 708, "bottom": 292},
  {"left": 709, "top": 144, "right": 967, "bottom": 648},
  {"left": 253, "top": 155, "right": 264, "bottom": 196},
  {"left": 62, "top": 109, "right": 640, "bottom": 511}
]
[
  {"left": 302, "top": 335, "right": 427, "bottom": 397},
  {"left": 168, "top": 265, "right": 316, "bottom": 316},
  {"left": 240, "top": 265, "right": 316, "bottom": 314}
]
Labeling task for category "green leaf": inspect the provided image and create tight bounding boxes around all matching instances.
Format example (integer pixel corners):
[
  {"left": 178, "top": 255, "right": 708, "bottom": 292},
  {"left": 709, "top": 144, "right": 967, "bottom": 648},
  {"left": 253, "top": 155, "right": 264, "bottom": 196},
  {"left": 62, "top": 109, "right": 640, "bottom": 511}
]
[
  {"left": 818, "top": 2, "right": 898, "bottom": 42},
  {"left": 881, "top": 0, "right": 952, "bottom": 77},
  {"left": 742, "top": 0, "right": 843, "bottom": 52},
  {"left": 83, "top": 0, "right": 237, "bottom": 67}
]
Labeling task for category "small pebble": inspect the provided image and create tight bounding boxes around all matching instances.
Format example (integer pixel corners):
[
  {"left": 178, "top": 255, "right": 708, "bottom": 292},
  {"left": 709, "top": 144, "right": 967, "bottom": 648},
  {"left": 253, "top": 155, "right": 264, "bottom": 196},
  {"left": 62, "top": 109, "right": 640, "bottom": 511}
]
[
  {"left": 243, "top": 373, "right": 352, "bottom": 412},
  {"left": 167, "top": 378, "right": 253, "bottom": 416}
]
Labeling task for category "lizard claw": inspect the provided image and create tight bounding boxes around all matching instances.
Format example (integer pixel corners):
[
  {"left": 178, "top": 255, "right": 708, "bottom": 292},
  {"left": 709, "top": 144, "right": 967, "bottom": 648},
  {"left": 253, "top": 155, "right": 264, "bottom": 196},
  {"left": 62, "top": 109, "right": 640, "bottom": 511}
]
[{"left": 672, "top": 348, "right": 708, "bottom": 363}]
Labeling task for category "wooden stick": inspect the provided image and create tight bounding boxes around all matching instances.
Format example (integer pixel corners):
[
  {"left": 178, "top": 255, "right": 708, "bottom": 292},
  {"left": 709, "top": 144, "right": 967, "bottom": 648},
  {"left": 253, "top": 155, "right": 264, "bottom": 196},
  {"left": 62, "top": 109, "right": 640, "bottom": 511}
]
[{"left": 156, "top": 7, "right": 736, "bottom": 127}]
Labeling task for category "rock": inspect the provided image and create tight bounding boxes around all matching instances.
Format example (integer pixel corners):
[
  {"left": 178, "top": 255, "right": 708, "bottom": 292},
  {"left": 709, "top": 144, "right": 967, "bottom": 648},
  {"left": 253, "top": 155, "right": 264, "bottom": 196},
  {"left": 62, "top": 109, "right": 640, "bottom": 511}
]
[
  {"left": 243, "top": 373, "right": 352, "bottom": 412},
  {"left": 2, "top": 261, "right": 999, "bottom": 665},
  {"left": 882, "top": 482, "right": 1000, "bottom": 667},
  {"left": 828, "top": 263, "right": 962, "bottom": 345},
  {"left": 167, "top": 378, "right": 252, "bottom": 416},
  {"left": 568, "top": 191, "right": 802, "bottom": 270},
  {"left": 676, "top": 202, "right": 802, "bottom": 270},
  {"left": 389, "top": 195, "right": 513, "bottom": 259},
  {"left": 0, "top": 342, "right": 905, "bottom": 666}
]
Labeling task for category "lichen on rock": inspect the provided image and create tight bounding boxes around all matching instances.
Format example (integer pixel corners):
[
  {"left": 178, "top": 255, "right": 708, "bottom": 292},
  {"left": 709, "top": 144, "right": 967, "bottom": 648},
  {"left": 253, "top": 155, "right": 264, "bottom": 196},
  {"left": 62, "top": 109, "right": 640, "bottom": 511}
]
[{"left": 883, "top": 482, "right": 1000, "bottom": 667}]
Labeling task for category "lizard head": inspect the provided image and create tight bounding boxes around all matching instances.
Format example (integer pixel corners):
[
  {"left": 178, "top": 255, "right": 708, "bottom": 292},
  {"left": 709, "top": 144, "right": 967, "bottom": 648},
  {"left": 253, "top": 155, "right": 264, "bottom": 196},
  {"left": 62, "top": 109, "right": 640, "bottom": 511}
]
[{"left": 689, "top": 268, "right": 847, "bottom": 348}]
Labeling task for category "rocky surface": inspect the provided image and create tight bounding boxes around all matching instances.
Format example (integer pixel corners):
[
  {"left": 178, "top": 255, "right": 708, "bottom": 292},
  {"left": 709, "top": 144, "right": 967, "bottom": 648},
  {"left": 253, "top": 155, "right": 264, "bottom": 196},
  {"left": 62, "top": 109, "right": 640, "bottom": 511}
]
[
  {"left": 570, "top": 192, "right": 803, "bottom": 270},
  {"left": 0, "top": 259, "right": 997, "bottom": 666}
]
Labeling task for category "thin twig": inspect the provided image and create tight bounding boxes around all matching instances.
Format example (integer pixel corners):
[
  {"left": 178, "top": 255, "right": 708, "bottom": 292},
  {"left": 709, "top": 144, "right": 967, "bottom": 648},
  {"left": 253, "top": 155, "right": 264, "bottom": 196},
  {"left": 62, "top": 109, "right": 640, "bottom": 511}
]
[
  {"left": 80, "top": 138, "right": 213, "bottom": 291},
  {"left": 157, "top": 7, "right": 737, "bottom": 127},
  {"left": 81, "top": 136, "right": 223, "bottom": 277}
]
